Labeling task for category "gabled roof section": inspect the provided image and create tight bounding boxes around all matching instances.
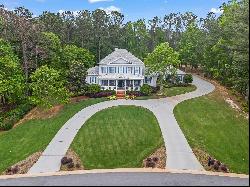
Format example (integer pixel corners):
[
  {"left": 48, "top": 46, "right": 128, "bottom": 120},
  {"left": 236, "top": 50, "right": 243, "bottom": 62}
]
[
  {"left": 99, "top": 49, "right": 144, "bottom": 65},
  {"left": 87, "top": 66, "right": 99, "bottom": 75}
]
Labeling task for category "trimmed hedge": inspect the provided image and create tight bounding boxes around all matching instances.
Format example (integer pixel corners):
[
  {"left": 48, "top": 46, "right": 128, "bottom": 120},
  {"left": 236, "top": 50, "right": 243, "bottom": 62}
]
[
  {"left": 0, "top": 103, "right": 33, "bottom": 131},
  {"left": 85, "top": 84, "right": 101, "bottom": 95}
]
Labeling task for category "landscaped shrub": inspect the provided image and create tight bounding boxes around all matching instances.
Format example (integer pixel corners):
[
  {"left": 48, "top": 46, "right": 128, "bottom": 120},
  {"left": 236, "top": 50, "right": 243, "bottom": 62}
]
[
  {"left": 127, "top": 91, "right": 144, "bottom": 97},
  {"left": 152, "top": 86, "right": 160, "bottom": 94},
  {"left": 61, "top": 157, "right": 73, "bottom": 165},
  {"left": 145, "top": 161, "right": 156, "bottom": 168},
  {"left": 140, "top": 85, "right": 153, "bottom": 96},
  {"left": 183, "top": 74, "right": 193, "bottom": 84},
  {"left": 67, "top": 162, "right": 74, "bottom": 169},
  {"left": 88, "top": 90, "right": 115, "bottom": 98},
  {"left": 152, "top": 157, "right": 159, "bottom": 163},
  {"left": 220, "top": 165, "right": 228, "bottom": 173},
  {"left": 0, "top": 103, "right": 33, "bottom": 131},
  {"left": 85, "top": 84, "right": 101, "bottom": 96},
  {"left": 61, "top": 157, "right": 69, "bottom": 165}
]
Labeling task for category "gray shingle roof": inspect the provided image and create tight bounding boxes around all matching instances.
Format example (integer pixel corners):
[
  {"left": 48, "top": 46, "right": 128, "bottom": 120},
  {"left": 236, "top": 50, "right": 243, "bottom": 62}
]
[
  {"left": 87, "top": 66, "right": 99, "bottom": 75},
  {"left": 99, "top": 49, "right": 144, "bottom": 65}
]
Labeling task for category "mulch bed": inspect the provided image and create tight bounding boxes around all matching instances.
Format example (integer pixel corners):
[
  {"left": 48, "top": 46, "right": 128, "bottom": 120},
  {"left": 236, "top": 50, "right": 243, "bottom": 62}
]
[
  {"left": 3, "top": 152, "right": 42, "bottom": 175},
  {"left": 143, "top": 146, "right": 166, "bottom": 169},
  {"left": 60, "top": 149, "right": 84, "bottom": 171},
  {"left": 193, "top": 148, "right": 229, "bottom": 173}
]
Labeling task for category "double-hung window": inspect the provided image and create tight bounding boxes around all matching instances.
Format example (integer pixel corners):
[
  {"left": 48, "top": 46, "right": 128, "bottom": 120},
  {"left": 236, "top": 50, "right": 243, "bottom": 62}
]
[
  {"left": 101, "top": 67, "right": 107, "bottom": 74},
  {"left": 127, "top": 67, "right": 133, "bottom": 74},
  {"left": 134, "top": 67, "right": 140, "bottom": 75},
  {"left": 109, "top": 67, "right": 116, "bottom": 74},
  {"left": 90, "top": 77, "right": 97, "bottom": 84},
  {"left": 119, "top": 67, "right": 123, "bottom": 74}
]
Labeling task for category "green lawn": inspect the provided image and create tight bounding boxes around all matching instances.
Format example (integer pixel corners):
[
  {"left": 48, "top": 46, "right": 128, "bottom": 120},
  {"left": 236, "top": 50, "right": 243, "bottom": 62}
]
[
  {"left": 174, "top": 91, "right": 249, "bottom": 174},
  {"left": 0, "top": 98, "right": 105, "bottom": 173},
  {"left": 163, "top": 85, "right": 197, "bottom": 97},
  {"left": 71, "top": 106, "right": 164, "bottom": 169},
  {"left": 136, "top": 85, "right": 197, "bottom": 100}
]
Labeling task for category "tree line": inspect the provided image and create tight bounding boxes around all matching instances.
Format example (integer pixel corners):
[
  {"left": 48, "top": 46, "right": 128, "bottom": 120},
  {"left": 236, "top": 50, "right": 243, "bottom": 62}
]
[{"left": 0, "top": 0, "right": 249, "bottom": 108}]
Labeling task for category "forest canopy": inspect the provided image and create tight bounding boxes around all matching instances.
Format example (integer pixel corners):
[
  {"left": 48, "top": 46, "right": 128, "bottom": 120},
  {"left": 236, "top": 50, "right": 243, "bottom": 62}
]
[{"left": 0, "top": 0, "right": 249, "bottom": 108}]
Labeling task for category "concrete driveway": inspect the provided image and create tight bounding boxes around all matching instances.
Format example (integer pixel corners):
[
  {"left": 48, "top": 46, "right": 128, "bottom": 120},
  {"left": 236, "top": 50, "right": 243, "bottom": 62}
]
[{"left": 29, "top": 72, "right": 215, "bottom": 174}]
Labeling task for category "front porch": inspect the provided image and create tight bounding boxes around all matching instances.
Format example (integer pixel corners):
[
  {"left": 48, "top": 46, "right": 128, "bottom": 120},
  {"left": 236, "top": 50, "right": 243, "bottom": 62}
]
[{"left": 100, "top": 79, "right": 144, "bottom": 93}]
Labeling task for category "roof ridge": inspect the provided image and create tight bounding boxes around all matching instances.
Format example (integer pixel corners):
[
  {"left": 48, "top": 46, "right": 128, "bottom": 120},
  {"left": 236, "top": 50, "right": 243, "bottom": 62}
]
[{"left": 99, "top": 49, "right": 144, "bottom": 65}]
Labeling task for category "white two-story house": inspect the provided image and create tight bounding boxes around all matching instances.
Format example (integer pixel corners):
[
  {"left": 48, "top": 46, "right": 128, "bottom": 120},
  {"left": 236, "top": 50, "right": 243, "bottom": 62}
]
[{"left": 86, "top": 48, "right": 158, "bottom": 92}]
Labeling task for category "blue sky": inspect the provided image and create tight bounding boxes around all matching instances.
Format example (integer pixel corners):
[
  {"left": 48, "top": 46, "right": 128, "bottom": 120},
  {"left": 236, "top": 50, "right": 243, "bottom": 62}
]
[{"left": 0, "top": 0, "right": 226, "bottom": 21}]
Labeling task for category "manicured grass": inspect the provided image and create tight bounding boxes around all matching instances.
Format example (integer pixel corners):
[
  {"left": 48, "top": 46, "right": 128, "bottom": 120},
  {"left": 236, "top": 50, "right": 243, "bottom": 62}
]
[
  {"left": 174, "top": 91, "right": 249, "bottom": 174},
  {"left": 0, "top": 98, "right": 105, "bottom": 173},
  {"left": 163, "top": 85, "right": 197, "bottom": 97},
  {"left": 136, "top": 85, "right": 197, "bottom": 100},
  {"left": 71, "top": 106, "right": 164, "bottom": 169}
]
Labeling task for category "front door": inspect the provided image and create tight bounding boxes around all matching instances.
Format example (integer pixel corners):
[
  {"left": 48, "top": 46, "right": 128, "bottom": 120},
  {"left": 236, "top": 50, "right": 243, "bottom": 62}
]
[{"left": 118, "top": 80, "right": 125, "bottom": 90}]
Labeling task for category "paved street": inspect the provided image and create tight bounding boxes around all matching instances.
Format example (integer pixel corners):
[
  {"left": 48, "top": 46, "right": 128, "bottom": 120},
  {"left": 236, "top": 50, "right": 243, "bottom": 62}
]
[{"left": 0, "top": 172, "right": 248, "bottom": 186}]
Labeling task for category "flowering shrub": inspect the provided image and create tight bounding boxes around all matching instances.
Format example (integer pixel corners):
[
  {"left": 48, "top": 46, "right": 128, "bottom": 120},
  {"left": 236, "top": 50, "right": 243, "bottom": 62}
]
[{"left": 108, "top": 95, "right": 117, "bottom": 100}]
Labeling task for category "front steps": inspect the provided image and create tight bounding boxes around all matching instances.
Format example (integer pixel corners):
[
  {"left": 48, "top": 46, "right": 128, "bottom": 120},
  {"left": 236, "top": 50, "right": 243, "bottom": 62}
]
[{"left": 116, "top": 90, "right": 126, "bottom": 99}]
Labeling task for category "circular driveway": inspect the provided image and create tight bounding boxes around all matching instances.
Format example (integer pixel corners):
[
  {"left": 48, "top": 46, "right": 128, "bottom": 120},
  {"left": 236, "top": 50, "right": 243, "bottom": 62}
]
[{"left": 29, "top": 72, "right": 215, "bottom": 174}]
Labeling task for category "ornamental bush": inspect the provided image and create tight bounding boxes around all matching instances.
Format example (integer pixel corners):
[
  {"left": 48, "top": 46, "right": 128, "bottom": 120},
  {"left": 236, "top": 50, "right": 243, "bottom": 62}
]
[
  {"left": 85, "top": 84, "right": 101, "bottom": 96},
  {"left": 140, "top": 84, "right": 153, "bottom": 96},
  {"left": 183, "top": 74, "right": 193, "bottom": 84},
  {"left": 29, "top": 65, "right": 70, "bottom": 109}
]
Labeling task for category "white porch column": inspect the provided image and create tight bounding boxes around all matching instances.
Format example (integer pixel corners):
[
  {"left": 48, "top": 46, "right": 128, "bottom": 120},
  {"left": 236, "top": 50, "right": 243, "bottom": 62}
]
[
  {"left": 133, "top": 80, "right": 135, "bottom": 91},
  {"left": 125, "top": 80, "right": 127, "bottom": 94},
  {"left": 116, "top": 80, "right": 118, "bottom": 92}
]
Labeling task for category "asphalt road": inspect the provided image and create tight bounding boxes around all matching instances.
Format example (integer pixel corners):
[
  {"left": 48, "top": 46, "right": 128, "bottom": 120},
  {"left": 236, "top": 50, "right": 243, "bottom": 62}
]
[{"left": 0, "top": 172, "right": 248, "bottom": 186}]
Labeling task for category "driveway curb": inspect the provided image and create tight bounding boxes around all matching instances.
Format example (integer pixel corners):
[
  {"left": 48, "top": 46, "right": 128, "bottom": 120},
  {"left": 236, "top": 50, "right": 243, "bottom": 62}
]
[{"left": 0, "top": 168, "right": 248, "bottom": 180}]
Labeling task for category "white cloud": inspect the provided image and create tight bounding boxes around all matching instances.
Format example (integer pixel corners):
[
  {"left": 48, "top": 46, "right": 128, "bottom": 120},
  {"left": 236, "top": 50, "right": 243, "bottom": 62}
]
[
  {"left": 88, "top": 0, "right": 113, "bottom": 3},
  {"left": 100, "top": 5, "right": 121, "bottom": 14},
  {"left": 210, "top": 8, "right": 224, "bottom": 14}
]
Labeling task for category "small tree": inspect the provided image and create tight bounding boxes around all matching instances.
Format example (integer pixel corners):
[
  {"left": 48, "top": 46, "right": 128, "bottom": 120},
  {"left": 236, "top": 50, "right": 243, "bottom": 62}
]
[
  {"left": 0, "top": 39, "right": 25, "bottom": 105},
  {"left": 183, "top": 74, "right": 193, "bottom": 84},
  {"left": 29, "top": 65, "right": 70, "bottom": 109},
  {"left": 67, "top": 60, "right": 87, "bottom": 96},
  {"left": 145, "top": 42, "right": 180, "bottom": 92}
]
